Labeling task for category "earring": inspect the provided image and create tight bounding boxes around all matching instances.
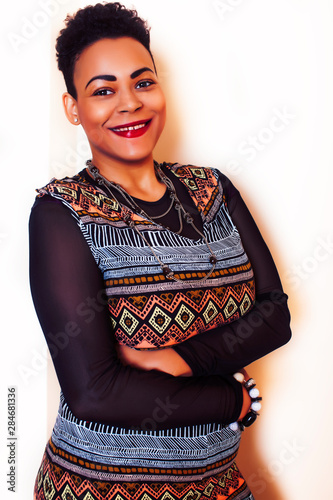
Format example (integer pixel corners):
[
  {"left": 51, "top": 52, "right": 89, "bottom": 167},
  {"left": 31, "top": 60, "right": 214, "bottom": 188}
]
[{"left": 74, "top": 118, "right": 78, "bottom": 123}]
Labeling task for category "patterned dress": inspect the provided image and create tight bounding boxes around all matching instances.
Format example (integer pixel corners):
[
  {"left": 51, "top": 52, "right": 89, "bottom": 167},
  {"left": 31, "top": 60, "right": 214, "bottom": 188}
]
[{"left": 31, "top": 163, "right": 258, "bottom": 500}]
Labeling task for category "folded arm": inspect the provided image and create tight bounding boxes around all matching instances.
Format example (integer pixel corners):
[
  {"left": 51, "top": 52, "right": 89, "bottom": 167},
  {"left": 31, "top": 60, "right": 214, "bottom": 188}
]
[
  {"left": 119, "top": 173, "right": 291, "bottom": 377},
  {"left": 29, "top": 195, "right": 244, "bottom": 430},
  {"left": 174, "top": 172, "right": 291, "bottom": 375}
]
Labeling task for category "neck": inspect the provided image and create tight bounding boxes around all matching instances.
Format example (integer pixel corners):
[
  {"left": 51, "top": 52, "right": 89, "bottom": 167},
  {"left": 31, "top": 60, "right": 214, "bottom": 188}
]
[{"left": 88, "top": 154, "right": 166, "bottom": 202}]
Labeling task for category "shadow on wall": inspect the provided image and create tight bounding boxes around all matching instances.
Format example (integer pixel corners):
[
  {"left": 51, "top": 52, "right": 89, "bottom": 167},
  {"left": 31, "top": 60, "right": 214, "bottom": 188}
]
[
  {"left": 237, "top": 360, "right": 285, "bottom": 500},
  {"left": 152, "top": 54, "right": 182, "bottom": 165},
  {"left": 233, "top": 186, "right": 296, "bottom": 500}
]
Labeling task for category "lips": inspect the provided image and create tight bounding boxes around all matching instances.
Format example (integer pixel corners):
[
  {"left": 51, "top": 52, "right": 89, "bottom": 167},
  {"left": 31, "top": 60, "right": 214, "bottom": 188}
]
[{"left": 110, "top": 119, "right": 152, "bottom": 138}]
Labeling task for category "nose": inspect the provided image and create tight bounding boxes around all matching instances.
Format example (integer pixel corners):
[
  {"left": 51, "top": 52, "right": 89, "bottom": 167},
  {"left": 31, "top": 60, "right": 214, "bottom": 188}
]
[{"left": 117, "top": 88, "right": 143, "bottom": 113}]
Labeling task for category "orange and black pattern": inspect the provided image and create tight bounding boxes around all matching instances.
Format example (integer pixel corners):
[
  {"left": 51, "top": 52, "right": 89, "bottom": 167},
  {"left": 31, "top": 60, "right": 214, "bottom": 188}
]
[
  {"left": 37, "top": 163, "right": 255, "bottom": 349},
  {"left": 34, "top": 163, "right": 256, "bottom": 500},
  {"left": 34, "top": 440, "right": 254, "bottom": 500}
]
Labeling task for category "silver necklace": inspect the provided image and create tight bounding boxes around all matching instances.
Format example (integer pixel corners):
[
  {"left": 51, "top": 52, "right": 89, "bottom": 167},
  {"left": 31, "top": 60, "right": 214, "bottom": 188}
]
[{"left": 86, "top": 160, "right": 218, "bottom": 282}]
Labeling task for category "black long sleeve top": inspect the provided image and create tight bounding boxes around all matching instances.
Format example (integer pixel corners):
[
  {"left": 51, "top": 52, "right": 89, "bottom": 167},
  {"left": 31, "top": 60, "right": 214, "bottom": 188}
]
[{"left": 29, "top": 166, "right": 291, "bottom": 430}]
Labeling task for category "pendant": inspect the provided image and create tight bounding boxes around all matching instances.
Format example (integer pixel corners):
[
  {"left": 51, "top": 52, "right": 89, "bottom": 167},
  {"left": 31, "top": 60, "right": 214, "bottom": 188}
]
[{"left": 162, "top": 264, "right": 175, "bottom": 280}]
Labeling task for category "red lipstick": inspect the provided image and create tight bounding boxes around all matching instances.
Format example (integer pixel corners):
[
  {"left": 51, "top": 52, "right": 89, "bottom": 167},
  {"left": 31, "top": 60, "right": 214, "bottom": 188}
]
[{"left": 110, "top": 119, "right": 152, "bottom": 138}]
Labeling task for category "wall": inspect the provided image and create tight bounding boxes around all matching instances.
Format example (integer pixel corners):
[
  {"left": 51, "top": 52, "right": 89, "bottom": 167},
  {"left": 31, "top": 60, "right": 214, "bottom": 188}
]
[{"left": 1, "top": 0, "right": 332, "bottom": 498}]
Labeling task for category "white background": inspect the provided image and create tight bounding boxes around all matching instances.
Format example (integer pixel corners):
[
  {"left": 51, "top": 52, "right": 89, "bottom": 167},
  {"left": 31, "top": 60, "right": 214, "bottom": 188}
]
[{"left": 1, "top": 0, "right": 333, "bottom": 498}]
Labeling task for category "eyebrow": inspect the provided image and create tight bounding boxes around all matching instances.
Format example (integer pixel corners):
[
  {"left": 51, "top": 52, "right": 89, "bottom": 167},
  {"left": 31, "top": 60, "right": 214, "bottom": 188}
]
[{"left": 85, "top": 67, "right": 154, "bottom": 89}]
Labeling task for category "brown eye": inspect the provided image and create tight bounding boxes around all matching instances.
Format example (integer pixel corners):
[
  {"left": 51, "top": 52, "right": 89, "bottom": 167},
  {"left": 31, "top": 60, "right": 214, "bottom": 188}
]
[
  {"left": 93, "top": 88, "right": 114, "bottom": 96},
  {"left": 136, "top": 80, "right": 155, "bottom": 89}
]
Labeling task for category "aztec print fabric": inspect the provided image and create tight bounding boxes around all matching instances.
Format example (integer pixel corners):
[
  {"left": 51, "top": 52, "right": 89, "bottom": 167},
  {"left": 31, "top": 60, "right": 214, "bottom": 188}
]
[
  {"left": 35, "top": 450, "right": 253, "bottom": 500},
  {"left": 33, "top": 163, "right": 257, "bottom": 499},
  {"left": 36, "top": 163, "right": 255, "bottom": 350},
  {"left": 34, "top": 396, "right": 254, "bottom": 500}
]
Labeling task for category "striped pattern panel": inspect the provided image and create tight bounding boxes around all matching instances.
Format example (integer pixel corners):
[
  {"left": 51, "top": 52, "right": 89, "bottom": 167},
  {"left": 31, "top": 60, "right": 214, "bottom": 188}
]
[{"left": 37, "top": 163, "right": 255, "bottom": 348}]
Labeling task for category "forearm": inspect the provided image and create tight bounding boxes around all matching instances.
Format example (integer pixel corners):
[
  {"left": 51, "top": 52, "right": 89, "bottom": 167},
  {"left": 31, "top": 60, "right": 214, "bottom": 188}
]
[
  {"left": 30, "top": 196, "right": 243, "bottom": 429},
  {"left": 118, "top": 288, "right": 290, "bottom": 378},
  {"left": 173, "top": 290, "right": 291, "bottom": 376},
  {"left": 117, "top": 343, "right": 193, "bottom": 377},
  {"left": 171, "top": 173, "right": 291, "bottom": 377}
]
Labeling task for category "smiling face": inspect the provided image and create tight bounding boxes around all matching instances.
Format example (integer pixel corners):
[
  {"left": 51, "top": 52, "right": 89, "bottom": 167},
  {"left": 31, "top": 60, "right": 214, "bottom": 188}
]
[{"left": 63, "top": 37, "right": 166, "bottom": 173}]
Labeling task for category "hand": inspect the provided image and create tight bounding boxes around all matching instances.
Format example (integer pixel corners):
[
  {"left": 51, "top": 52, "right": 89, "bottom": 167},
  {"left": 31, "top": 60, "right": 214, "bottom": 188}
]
[
  {"left": 237, "top": 369, "right": 252, "bottom": 420},
  {"left": 116, "top": 343, "right": 153, "bottom": 370},
  {"left": 116, "top": 343, "right": 193, "bottom": 377}
]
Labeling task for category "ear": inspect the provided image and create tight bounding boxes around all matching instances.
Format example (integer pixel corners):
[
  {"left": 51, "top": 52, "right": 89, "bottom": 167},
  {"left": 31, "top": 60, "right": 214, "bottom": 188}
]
[{"left": 62, "top": 92, "right": 80, "bottom": 125}]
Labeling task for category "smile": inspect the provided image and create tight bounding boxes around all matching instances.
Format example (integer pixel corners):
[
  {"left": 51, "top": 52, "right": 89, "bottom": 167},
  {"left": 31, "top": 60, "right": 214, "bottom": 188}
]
[{"left": 110, "top": 119, "right": 152, "bottom": 138}]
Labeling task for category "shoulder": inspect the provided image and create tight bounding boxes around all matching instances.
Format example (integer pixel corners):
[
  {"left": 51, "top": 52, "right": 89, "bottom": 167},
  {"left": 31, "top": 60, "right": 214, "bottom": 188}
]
[
  {"left": 30, "top": 170, "right": 89, "bottom": 224},
  {"left": 30, "top": 191, "right": 78, "bottom": 228},
  {"left": 35, "top": 169, "right": 89, "bottom": 198},
  {"left": 163, "top": 161, "right": 238, "bottom": 200},
  {"left": 164, "top": 161, "right": 233, "bottom": 185},
  {"left": 164, "top": 162, "right": 219, "bottom": 183},
  {"left": 33, "top": 169, "right": 108, "bottom": 213}
]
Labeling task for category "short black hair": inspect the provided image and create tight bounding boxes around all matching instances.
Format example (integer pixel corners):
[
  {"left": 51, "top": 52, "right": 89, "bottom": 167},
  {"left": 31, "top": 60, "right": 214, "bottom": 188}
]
[{"left": 56, "top": 2, "right": 155, "bottom": 99}]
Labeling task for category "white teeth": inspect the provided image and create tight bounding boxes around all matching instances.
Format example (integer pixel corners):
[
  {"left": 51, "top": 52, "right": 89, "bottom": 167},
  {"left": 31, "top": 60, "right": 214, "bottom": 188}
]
[{"left": 113, "top": 122, "right": 147, "bottom": 132}]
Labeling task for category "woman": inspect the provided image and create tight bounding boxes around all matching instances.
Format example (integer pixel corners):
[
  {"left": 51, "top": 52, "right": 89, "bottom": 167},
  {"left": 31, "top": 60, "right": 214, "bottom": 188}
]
[{"left": 30, "top": 3, "right": 291, "bottom": 499}]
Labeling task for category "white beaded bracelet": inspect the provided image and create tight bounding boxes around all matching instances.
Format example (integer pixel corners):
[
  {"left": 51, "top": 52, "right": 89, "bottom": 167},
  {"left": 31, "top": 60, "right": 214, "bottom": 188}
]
[{"left": 229, "top": 372, "right": 262, "bottom": 431}]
